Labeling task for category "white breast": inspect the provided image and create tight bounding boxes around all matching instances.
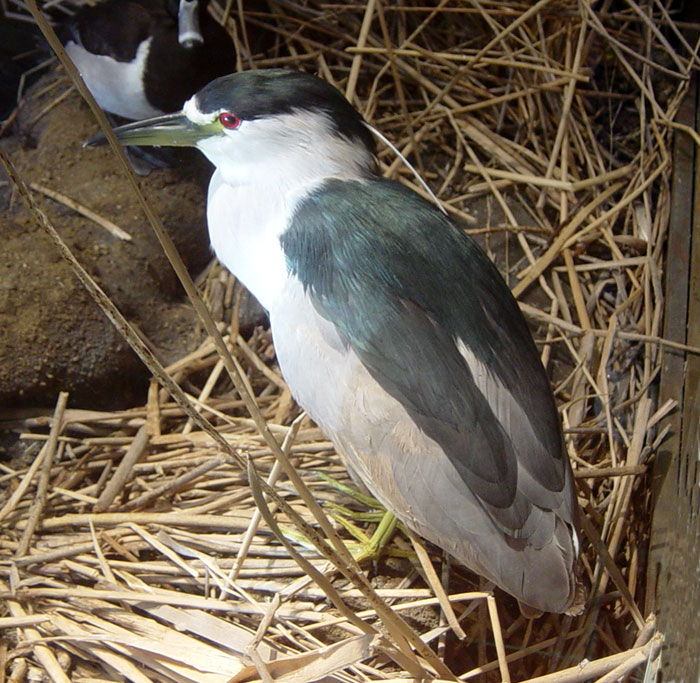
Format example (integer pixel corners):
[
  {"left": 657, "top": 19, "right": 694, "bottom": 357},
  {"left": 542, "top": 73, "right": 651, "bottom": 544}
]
[
  {"left": 206, "top": 170, "right": 309, "bottom": 311},
  {"left": 66, "top": 38, "right": 165, "bottom": 120}
]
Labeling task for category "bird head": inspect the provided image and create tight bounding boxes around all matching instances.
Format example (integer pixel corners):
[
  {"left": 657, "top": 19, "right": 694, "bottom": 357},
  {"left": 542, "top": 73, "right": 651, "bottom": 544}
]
[{"left": 96, "top": 70, "right": 377, "bottom": 188}]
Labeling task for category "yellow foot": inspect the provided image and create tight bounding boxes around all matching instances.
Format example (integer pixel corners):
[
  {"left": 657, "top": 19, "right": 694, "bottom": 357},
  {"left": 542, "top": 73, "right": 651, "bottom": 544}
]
[{"left": 312, "top": 471, "right": 410, "bottom": 562}]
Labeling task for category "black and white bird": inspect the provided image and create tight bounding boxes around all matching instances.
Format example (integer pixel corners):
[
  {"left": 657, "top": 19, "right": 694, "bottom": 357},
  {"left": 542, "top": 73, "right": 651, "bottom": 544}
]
[
  {"left": 102, "top": 69, "right": 582, "bottom": 615},
  {"left": 63, "top": 0, "right": 236, "bottom": 120}
]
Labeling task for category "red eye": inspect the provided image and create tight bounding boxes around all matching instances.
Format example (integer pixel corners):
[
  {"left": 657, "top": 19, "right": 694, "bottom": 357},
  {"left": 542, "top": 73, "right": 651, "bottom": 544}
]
[{"left": 219, "top": 112, "right": 241, "bottom": 129}]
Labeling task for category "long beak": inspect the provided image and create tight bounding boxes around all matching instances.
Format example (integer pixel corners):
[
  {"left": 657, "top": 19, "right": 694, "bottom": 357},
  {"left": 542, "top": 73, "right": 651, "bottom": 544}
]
[{"left": 85, "top": 112, "right": 218, "bottom": 148}]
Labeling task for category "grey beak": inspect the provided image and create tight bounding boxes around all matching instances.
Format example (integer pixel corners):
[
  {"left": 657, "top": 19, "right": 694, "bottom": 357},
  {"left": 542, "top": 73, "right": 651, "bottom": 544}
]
[{"left": 178, "top": 0, "right": 203, "bottom": 48}]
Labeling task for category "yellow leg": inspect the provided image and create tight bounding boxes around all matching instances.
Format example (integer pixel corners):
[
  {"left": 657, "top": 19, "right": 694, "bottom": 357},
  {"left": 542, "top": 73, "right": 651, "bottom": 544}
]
[
  {"left": 311, "top": 471, "right": 410, "bottom": 561},
  {"left": 313, "top": 470, "right": 382, "bottom": 508}
]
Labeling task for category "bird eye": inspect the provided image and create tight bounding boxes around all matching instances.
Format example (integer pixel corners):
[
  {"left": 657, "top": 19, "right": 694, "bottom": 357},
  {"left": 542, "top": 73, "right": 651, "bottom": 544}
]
[{"left": 219, "top": 112, "right": 241, "bottom": 130}]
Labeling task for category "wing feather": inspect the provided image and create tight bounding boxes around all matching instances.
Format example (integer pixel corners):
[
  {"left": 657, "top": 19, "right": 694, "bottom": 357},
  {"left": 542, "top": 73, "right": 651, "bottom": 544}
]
[{"left": 281, "top": 177, "right": 577, "bottom": 537}]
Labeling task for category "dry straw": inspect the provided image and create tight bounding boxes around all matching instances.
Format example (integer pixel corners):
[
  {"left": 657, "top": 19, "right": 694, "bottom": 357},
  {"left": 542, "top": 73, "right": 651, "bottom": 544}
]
[{"left": 1, "top": 0, "right": 697, "bottom": 681}]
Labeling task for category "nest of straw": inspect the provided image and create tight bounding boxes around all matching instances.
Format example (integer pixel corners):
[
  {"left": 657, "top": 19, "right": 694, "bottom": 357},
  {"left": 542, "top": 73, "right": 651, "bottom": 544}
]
[{"left": 1, "top": 1, "right": 696, "bottom": 681}]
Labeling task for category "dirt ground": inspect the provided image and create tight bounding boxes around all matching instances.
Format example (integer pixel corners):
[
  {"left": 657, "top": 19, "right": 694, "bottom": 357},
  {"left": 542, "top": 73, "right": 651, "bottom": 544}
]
[{"left": 0, "top": 70, "right": 218, "bottom": 412}]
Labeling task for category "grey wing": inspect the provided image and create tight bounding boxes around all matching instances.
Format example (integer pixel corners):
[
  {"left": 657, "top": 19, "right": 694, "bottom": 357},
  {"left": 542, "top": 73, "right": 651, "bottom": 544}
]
[{"left": 329, "top": 293, "right": 576, "bottom": 540}]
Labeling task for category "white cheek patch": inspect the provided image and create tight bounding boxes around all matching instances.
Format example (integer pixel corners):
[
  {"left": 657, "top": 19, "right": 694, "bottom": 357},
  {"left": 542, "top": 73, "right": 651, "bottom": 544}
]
[{"left": 182, "top": 96, "right": 220, "bottom": 125}]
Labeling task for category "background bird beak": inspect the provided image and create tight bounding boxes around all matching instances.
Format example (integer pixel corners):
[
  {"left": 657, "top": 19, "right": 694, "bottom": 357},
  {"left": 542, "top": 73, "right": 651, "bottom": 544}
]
[
  {"left": 178, "top": 0, "right": 203, "bottom": 47},
  {"left": 86, "top": 113, "right": 217, "bottom": 148}
]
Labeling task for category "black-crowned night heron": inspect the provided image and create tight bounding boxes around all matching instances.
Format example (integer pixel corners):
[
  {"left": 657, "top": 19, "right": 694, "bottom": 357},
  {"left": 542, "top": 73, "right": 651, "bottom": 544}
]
[
  {"left": 101, "top": 69, "right": 581, "bottom": 615},
  {"left": 62, "top": 0, "right": 236, "bottom": 120}
]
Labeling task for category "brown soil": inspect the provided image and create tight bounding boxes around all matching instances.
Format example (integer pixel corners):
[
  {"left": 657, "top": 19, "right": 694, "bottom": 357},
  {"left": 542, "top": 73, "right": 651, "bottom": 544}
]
[{"left": 0, "top": 71, "right": 216, "bottom": 411}]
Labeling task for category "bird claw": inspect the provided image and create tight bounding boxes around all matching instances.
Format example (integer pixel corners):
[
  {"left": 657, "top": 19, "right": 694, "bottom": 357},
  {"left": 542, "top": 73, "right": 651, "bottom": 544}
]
[{"left": 276, "top": 472, "right": 410, "bottom": 562}]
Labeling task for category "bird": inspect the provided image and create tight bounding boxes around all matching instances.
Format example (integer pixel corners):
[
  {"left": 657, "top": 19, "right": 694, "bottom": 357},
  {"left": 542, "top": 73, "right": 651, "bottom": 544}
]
[
  {"left": 99, "top": 69, "right": 582, "bottom": 615},
  {"left": 62, "top": 0, "right": 237, "bottom": 121}
]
